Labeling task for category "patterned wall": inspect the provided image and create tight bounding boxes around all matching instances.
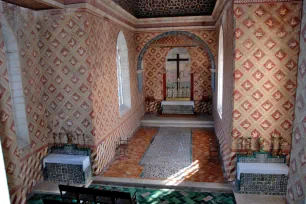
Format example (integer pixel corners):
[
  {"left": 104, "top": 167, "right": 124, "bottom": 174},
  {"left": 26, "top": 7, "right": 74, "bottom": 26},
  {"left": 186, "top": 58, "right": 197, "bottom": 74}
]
[
  {"left": 143, "top": 35, "right": 212, "bottom": 102},
  {"left": 0, "top": 2, "right": 144, "bottom": 202},
  {"left": 136, "top": 30, "right": 217, "bottom": 62},
  {"left": 87, "top": 12, "right": 144, "bottom": 175},
  {"left": 232, "top": 1, "right": 301, "bottom": 153},
  {"left": 111, "top": 0, "right": 217, "bottom": 18},
  {"left": 213, "top": 0, "right": 235, "bottom": 180},
  {"left": 286, "top": 0, "right": 306, "bottom": 203},
  {"left": 0, "top": 2, "right": 50, "bottom": 157},
  {"left": 0, "top": 3, "right": 51, "bottom": 202},
  {"left": 39, "top": 10, "right": 94, "bottom": 145},
  {"left": 92, "top": 108, "right": 143, "bottom": 175},
  {"left": 136, "top": 31, "right": 217, "bottom": 93},
  {"left": 0, "top": 15, "right": 23, "bottom": 193}
]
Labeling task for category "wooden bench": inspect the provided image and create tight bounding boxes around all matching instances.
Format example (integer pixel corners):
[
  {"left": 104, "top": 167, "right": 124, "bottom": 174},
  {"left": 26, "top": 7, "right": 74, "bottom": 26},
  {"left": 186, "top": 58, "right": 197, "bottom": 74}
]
[
  {"left": 43, "top": 199, "right": 78, "bottom": 204},
  {"left": 59, "top": 185, "right": 80, "bottom": 202},
  {"left": 110, "top": 190, "right": 137, "bottom": 204},
  {"left": 59, "top": 185, "right": 137, "bottom": 204}
]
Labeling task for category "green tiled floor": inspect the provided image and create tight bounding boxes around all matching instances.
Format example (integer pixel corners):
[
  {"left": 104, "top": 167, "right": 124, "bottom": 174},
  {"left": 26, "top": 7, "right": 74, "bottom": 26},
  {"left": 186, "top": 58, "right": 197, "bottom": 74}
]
[{"left": 28, "top": 185, "right": 236, "bottom": 204}]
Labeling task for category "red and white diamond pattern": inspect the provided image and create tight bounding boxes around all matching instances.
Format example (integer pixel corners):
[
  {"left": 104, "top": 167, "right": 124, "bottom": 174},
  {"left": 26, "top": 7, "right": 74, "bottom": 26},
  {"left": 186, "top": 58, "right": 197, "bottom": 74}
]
[
  {"left": 0, "top": 2, "right": 144, "bottom": 202},
  {"left": 86, "top": 13, "right": 144, "bottom": 175},
  {"left": 139, "top": 31, "right": 216, "bottom": 105},
  {"left": 232, "top": 2, "right": 301, "bottom": 154}
]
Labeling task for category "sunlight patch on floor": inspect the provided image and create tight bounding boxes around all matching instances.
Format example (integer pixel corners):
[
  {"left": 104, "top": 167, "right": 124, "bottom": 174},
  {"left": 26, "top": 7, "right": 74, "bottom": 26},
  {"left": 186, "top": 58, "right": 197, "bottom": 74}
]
[{"left": 163, "top": 160, "right": 199, "bottom": 186}]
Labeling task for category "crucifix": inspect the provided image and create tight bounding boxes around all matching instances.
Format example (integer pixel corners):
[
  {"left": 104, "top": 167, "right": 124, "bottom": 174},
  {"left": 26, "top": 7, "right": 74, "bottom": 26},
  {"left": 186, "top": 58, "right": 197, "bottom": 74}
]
[{"left": 167, "top": 54, "right": 189, "bottom": 91}]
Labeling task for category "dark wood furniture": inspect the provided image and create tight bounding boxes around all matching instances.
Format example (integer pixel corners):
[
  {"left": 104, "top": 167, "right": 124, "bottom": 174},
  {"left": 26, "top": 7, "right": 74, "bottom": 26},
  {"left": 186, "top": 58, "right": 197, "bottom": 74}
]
[
  {"left": 59, "top": 185, "right": 80, "bottom": 202},
  {"left": 58, "top": 185, "right": 137, "bottom": 204},
  {"left": 43, "top": 199, "right": 78, "bottom": 204},
  {"left": 209, "top": 134, "right": 219, "bottom": 161},
  {"left": 115, "top": 137, "right": 129, "bottom": 159},
  {"left": 113, "top": 190, "right": 137, "bottom": 204}
]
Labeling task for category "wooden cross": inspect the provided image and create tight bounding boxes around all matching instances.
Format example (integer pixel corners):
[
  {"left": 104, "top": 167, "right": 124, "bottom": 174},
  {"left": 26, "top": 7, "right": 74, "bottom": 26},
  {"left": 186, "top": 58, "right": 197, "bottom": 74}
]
[{"left": 167, "top": 54, "right": 189, "bottom": 90}]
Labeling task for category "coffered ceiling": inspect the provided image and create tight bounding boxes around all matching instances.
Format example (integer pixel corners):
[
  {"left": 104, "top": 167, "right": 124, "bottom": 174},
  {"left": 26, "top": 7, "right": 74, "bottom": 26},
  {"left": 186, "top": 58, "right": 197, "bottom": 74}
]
[{"left": 112, "top": 0, "right": 217, "bottom": 18}]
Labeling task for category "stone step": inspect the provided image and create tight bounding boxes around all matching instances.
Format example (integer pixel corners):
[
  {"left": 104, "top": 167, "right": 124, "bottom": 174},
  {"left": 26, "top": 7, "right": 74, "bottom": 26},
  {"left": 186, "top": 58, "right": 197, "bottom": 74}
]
[
  {"left": 93, "top": 177, "right": 233, "bottom": 193},
  {"left": 140, "top": 119, "right": 214, "bottom": 128}
]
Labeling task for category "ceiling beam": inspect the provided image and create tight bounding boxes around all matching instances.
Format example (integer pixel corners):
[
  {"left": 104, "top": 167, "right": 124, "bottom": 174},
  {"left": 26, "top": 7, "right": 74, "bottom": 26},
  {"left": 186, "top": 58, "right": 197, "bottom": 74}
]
[
  {"left": 212, "top": 0, "right": 227, "bottom": 21},
  {"left": 1, "top": 0, "right": 64, "bottom": 10}
]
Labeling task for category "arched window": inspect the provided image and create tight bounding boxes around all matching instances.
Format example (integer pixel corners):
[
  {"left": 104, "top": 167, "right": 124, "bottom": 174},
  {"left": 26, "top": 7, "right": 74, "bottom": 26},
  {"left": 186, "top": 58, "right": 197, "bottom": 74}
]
[
  {"left": 116, "top": 31, "right": 131, "bottom": 116},
  {"left": 1, "top": 22, "right": 30, "bottom": 148},
  {"left": 217, "top": 26, "right": 224, "bottom": 119}
]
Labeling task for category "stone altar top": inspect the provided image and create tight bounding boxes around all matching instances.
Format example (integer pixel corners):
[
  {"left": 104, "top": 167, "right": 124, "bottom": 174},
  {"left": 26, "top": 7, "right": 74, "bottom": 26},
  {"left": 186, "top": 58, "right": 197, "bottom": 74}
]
[{"left": 161, "top": 100, "right": 194, "bottom": 107}]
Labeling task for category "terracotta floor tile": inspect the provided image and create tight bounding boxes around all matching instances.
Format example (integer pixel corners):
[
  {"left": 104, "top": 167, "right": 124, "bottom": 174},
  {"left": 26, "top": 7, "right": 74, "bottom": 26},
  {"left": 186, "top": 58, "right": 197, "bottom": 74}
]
[{"left": 102, "top": 127, "right": 225, "bottom": 183}]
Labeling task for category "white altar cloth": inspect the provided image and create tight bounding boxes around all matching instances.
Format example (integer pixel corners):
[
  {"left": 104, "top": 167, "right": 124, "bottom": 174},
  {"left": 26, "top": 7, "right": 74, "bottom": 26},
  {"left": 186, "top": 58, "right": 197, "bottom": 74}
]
[
  {"left": 43, "top": 154, "right": 90, "bottom": 171},
  {"left": 161, "top": 101, "right": 194, "bottom": 107},
  {"left": 237, "top": 163, "right": 289, "bottom": 179}
]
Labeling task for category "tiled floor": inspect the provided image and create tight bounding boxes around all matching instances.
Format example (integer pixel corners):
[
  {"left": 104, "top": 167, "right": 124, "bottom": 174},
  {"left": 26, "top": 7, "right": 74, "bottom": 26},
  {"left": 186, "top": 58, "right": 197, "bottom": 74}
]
[
  {"left": 102, "top": 127, "right": 158, "bottom": 178},
  {"left": 28, "top": 185, "right": 236, "bottom": 204},
  {"left": 102, "top": 127, "right": 225, "bottom": 183}
]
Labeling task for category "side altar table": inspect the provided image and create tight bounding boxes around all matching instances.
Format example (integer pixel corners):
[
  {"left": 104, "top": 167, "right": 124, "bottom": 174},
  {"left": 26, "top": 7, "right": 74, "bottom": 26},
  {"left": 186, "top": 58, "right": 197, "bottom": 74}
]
[
  {"left": 235, "top": 152, "right": 288, "bottom": 195},
  {"left": 161, "top": 101, "right": 194, "bottom": 114},
  {"left": 43, "top": 145, "right": 92, "bottom": 184}
]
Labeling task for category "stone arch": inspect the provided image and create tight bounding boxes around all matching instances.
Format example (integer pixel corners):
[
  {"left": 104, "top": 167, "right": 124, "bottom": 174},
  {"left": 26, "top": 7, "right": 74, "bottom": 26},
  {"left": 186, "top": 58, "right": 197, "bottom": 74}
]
[{"left": 137, "top": 31, "right": 216, "bottom": 92}]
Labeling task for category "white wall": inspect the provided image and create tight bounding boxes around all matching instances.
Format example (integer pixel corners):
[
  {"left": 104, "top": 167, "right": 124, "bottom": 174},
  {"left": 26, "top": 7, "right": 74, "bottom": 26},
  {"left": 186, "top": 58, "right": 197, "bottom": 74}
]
[{"left": 0, "top": 143, "right": 11, "bottom": 204}]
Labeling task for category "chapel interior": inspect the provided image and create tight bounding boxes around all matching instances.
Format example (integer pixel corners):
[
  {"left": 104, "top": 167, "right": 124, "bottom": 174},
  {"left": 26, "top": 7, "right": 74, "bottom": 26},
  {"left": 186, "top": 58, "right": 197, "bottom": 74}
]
[{"left": 0, "top": 0, "right": 305, "bottom": 203}]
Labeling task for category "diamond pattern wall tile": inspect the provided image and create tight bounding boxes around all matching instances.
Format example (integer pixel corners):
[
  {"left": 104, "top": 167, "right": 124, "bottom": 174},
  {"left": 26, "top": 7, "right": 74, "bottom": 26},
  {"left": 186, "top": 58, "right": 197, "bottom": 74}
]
[
  {"left": 0, "top": 2, "right": 144, "bottom": 202},
  {"left": 137, "top": 31, "right": 217, "bottom": 109},
  {"left": 232, "top": 2, "right": 301, "bottom": 155}
]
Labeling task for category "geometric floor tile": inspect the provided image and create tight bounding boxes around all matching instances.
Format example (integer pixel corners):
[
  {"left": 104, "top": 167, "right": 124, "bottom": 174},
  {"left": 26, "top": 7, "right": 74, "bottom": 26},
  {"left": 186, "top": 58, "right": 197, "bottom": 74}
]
[
  {"left": 28, "top": 185, "right": 236, "bottom": 204},
  {"left": 102, "top": 127, "right": 225, "bottom": 183},
  {"left": 140, "top": 127, "right": 192, "bottom": 179}
]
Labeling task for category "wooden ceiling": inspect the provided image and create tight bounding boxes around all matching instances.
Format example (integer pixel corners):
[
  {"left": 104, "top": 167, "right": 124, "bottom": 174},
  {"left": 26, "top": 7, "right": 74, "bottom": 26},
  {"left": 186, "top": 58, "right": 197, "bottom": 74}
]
[{"left": 1, "top": 0, "right": 63, "bottom": 10}]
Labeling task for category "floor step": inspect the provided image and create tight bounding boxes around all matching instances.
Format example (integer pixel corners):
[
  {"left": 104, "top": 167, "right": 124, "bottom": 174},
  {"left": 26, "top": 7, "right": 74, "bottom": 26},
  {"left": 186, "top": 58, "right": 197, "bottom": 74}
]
[
  {"left": 93, "top": 177, "right": 233, "bottom": 193},
  {"left": 140, "top": 120, "right": 214, "bottom": 127},
  {"left": 140, "top": 114, "right": 214, "bottom": 128}
]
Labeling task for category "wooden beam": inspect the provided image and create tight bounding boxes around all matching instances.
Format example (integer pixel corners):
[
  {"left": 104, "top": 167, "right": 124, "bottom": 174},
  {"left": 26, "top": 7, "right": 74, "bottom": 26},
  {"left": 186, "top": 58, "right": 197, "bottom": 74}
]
[
  {"left": 1, "top": 0, "right": 64, "bottom": 10},
  {"left": 212, "top": 0, "right": 227, "bottom": 21}
]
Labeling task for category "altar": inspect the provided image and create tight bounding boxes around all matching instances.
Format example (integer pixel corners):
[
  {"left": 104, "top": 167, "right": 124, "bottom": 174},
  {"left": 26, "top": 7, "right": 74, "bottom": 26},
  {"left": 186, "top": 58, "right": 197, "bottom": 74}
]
[
  {"left": 162, "top": 101, "right": 194, "bottom": 114},
  {"left": 161, "top": 48, "right": 194, "bottom": 115}
]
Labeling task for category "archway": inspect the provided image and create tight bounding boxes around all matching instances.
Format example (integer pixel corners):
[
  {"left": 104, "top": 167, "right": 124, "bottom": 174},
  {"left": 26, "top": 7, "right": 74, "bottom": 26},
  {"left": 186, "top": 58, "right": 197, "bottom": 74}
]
[{"left": 136, "top": 31, "right": 216, "bottom": 93}]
